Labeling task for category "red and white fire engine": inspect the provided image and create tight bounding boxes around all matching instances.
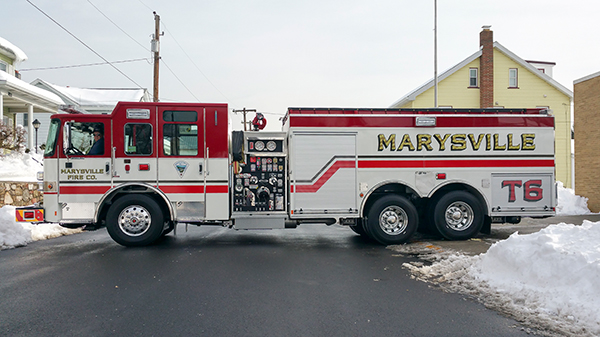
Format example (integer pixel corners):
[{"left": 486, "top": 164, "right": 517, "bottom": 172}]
[{"left": 16, "top": 102, "right": 556, "bottom": 246}]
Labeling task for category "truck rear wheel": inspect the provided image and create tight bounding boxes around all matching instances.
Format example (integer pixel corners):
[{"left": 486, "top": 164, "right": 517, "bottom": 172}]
[
  {"left": 349, "top": 220, "right": 370, "bottom": 238},
  {"left": 106, "top": 194, "right": 165, "bottom": 247},
  {"left": 366, "top": 195, "right": 418, "bottom": 245},
  {"left": 432, "top": 191, "right": 484, "bottom": 240}
]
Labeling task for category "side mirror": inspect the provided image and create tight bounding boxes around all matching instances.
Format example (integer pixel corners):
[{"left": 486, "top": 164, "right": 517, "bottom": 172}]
[{"left": 63, "top": 122, "right": 71, "bottom": 155}]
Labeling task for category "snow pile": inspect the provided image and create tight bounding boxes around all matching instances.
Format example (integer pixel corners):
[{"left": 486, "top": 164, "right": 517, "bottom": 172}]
[
  {"left": 41, "top": 80, "right": 148, "bottom": 106},
  {"left": 0, "top": 205, "right": 33, "bottom": 249},
  {"left": 0, "top": 152, "right": 43, "bottom": 182},
  {"left": 0, "top": 206, "right": 82, "bottom": 250},
  {"left": 0, "top": 36, "right": 28, "bottom": 63},
  {"left": 556, "top": 181, "right": 591, "bottom": 215},
  {"left": 399, "top": 222, "right": 600, "bottom": 336},
  {"left": 0, "top": 72, "right": 63, "bottom": 104}
]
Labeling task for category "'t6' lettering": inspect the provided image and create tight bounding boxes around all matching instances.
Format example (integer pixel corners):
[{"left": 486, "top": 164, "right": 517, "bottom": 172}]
[{"left": 502, "top": 180, "right": 543, "bottom": 202}]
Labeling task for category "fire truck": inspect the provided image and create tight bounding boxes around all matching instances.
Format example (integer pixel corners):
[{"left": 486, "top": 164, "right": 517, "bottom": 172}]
[{"left": 16, "top": 102, "right": 556, "bottom": 246}]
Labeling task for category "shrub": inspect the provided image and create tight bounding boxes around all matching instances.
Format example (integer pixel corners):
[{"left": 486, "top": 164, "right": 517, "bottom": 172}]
[{"left": 0, "top": 122, "right": 27, "bottom": 154}]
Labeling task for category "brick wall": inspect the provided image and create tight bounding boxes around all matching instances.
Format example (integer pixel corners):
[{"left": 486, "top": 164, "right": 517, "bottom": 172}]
[
  {"left": 574, "top": 73, "right": 600, "bottom": 212},
  {"left": 0, "top": 182, "right": 43, "bottom": 207},
  {"left": 479, "top": 26, "right": 494, "bottom": 108}
]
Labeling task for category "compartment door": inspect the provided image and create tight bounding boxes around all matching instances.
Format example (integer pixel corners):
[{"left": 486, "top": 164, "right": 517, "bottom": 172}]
[{"left": 290, "top": 132, "right": 358, "bottom": 216}]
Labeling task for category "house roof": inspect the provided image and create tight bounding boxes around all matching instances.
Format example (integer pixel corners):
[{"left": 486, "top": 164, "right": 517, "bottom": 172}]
[
  {"left": 0, "top": 71, "right": 64, "bottom": 113},
  {"left": 574, "top": 71, "right": 600, "bottom": 85},
  {"left": 31, "top": 79, "right": 150, "bottom": 113},
  {"left": 0, "top": 37, "right": 28, "bottom": 64},
  {"left": 390, "top": 42, "right": 573, "bottom": 108}
]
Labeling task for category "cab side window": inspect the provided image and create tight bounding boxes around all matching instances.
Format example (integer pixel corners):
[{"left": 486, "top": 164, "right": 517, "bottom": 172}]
[
  {"left": 163, "top": 111, "right": 198, "bottom": 156},
  {"left": 65, "top": 122, "right": 105, "bottom": 156},
  {"left": 125, "top": 123, "right": 152, "bottom": 155}
]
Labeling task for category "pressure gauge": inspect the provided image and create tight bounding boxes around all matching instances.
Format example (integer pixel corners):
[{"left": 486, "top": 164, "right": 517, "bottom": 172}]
[
  {"left": 255, "top": 141, "right": 265, "bottom": 151},
  {"left": 267, "top": 141, "right": 276, "bottom": 151}
]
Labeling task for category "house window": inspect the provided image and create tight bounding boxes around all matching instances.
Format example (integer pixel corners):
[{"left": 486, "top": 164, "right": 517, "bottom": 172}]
[
  {"left": 469, "top": 68, "right": 478, "bottom": 87},
  {"left": 509, "top": 68, "right": 518, "bottom": 88},
  {"left": 0, "top": 60, "right": 7, "bottom": 73}
]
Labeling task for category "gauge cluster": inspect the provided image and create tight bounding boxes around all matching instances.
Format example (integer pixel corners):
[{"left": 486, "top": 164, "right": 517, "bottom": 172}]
[{"left": 247, "top": 139, "right": 284, "bottom": 153}]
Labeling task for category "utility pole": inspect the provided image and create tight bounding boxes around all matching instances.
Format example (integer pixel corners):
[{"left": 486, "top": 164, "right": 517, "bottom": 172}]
[
  {"left": 152, "top": 12, "right": 162, "bottom": 102},
  {"left": 232, "top": 108, "right": 256, "bottom": 131}
]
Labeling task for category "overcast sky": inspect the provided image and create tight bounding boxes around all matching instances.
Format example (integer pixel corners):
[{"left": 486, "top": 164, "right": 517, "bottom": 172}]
[{"left": 3, "top": 0, "right": 599, "bottom": 128}]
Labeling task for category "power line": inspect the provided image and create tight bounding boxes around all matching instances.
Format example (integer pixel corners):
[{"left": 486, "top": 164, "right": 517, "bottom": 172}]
[
  {"left": 257, "top": 111, "right": 286, "bottom": 116},
  {"left": 129, "top": 1, "right": 233, "bottom": 104},
  {"left": 19, "top": 58, "right": 151, "bottom": 71},
  {"left": 160, "top": 57, "right": 201, "bottom": 101},
  {"left": 160, "top": 21, "right": 232, "bottom": 103},
  {"left": 26, "top": 0, "right": 145, "bottom": 89},
  {"left": 86, "top": 0, "right": 149, "bottom": 52},
  {"left": 88, "top": 1, "right": 201, "bottom": 102},
  {"left": 137, "top": 0, "right": 153, "bottom": 11}
]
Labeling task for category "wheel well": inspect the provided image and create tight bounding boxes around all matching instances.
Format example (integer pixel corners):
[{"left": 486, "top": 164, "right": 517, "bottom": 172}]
[
  {"left": 96, "top": 185, "right": 172, "bottom": 226},
  {"left": 361, "top": 183, "right": 420, "bottom": 217}
]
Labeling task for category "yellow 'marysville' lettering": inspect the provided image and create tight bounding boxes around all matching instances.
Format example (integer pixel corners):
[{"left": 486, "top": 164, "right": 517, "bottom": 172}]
[{"left": 377, "top": 133, "right": 536, "bottom": 152}]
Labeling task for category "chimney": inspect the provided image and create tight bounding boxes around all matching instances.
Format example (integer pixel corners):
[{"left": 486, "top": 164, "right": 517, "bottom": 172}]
[{"left": 480, "top": 25, "right": 494, "bottom": 108}]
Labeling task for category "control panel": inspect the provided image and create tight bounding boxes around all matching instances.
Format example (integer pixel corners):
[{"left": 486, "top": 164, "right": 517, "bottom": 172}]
[{"left": 232, "top": 132, "right": 287, "bottom": 214}]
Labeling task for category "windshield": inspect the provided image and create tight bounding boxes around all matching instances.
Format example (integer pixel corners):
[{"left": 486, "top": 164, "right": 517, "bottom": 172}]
[{"left": 44, "top": 119, "right": 60, "bottom": 157}]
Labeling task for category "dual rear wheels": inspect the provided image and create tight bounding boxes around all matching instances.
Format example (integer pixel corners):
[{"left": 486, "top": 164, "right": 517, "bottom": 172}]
[{"left": 356, "top": 191, "right": 484, "bottom": 244}]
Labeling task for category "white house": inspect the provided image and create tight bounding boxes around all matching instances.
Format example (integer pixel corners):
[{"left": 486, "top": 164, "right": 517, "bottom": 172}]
[{"left": 1, "top": 37, "right": 64, "bottom": 153}]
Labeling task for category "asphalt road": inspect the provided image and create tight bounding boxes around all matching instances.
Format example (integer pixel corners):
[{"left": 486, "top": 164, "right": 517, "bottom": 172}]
[{"left": 0, "top": 224, "right": 539, "bottom": 337}]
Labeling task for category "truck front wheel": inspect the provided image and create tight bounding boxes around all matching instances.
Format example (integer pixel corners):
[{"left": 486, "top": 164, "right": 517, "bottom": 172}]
[
  {"left": 106, "top": 194, "right": 165, "bottom": 246},
  {"left": 366, "top": 195, "right": 418, "bottom": 245},
  {"left": 432, "top": 191, "right": 484, "bottom": 240}
]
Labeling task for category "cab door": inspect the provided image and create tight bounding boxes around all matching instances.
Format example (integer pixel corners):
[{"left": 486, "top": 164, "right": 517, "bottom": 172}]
[
  {"left": 57, "top": 119, "right": 112, "bottom": 222},
  {"left": 156, "top": 106, "right": 207, "bottom": 221},
  {"left": 111, "top": 107, "right": 159, "bottom": 196}
]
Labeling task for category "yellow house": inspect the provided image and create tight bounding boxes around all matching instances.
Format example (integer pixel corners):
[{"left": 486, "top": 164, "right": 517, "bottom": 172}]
[{"left": 390, "top": 27, "right": 573, "bottom": 188}]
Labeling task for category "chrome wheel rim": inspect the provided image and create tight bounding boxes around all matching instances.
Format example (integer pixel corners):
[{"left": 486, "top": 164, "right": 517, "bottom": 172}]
[
  {"left": 444, "top": 201, "right": 474, "bottom": 231},
  {"left": 118, "top": 205, "right": 151, "bottom": 237},
  {"left": 379, "top": 206, "right": 408, "bottom": 235}
]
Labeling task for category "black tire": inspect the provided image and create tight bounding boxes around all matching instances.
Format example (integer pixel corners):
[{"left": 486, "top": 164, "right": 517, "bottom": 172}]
[
  {"left": 349, "top": 220, "right": 369, "bottom": 237},
  {"left": 432, "top": 191, "right": 484, "bottom": 240},
  {"left": 366, "top": 195, "right": 419, "bottom": 245},
  {"left": 106, "top": 194, "right": 165, "bottom": 247},
  {"left": 161, "top": 222, "right": 175, "bottom": 236}
]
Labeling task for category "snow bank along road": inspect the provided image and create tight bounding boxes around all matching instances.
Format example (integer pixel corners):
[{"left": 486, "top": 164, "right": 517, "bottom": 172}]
[{"left": 394, "top": 214, "right": 600, "bottom": 337}]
